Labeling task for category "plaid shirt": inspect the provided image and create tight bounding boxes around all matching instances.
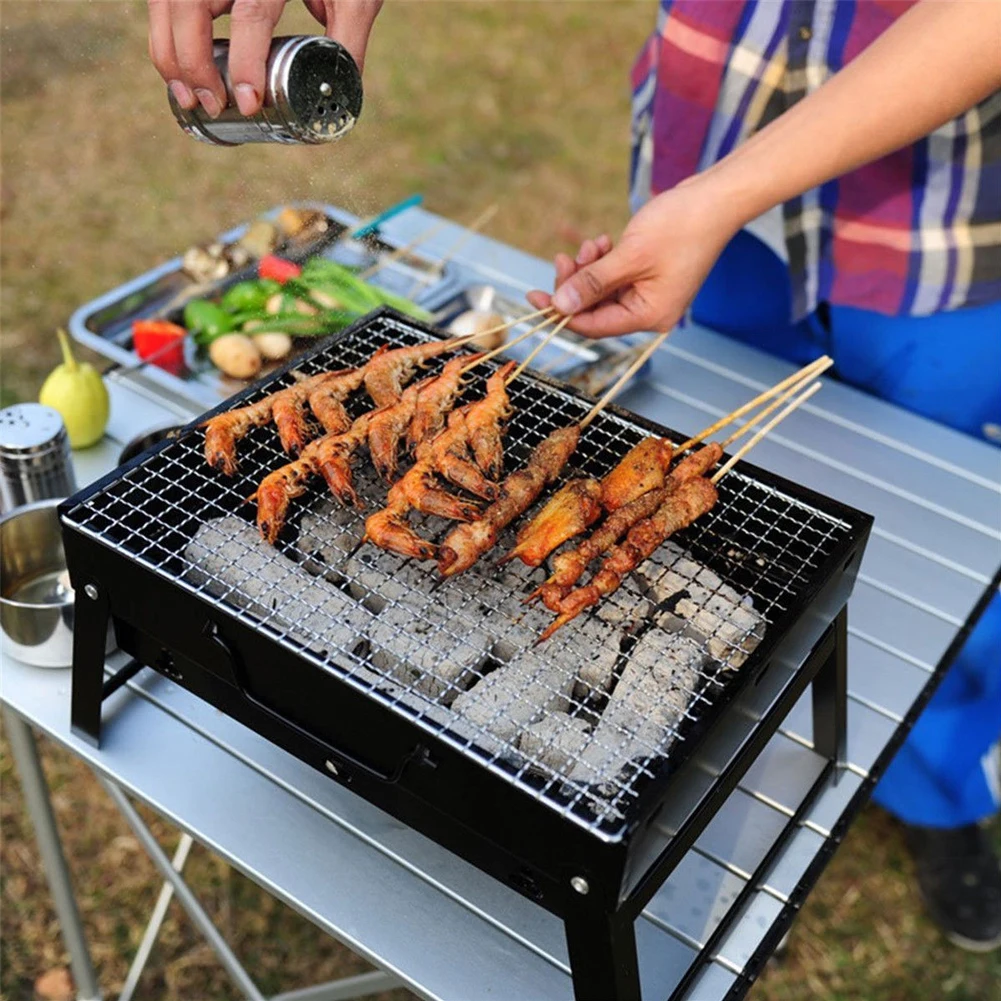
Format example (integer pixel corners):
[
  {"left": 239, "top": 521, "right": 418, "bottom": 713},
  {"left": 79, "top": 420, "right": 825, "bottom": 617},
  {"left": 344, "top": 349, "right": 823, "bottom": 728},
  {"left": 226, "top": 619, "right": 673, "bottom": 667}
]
[{"left": 629, "top": 0, "right": 1001, "bottom": 319}]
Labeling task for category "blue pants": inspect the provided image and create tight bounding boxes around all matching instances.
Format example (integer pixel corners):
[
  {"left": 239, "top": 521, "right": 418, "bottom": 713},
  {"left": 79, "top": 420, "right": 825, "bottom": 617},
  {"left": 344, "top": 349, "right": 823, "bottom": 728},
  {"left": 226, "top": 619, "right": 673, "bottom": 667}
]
[{"left": 692, "top": 231, "right": 1001, "bottom": 829}]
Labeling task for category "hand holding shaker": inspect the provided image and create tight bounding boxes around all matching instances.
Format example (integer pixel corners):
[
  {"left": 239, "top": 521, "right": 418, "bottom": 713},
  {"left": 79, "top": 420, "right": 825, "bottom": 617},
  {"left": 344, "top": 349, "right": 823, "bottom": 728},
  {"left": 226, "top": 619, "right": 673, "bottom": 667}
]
[{"left": 169, "top": 36, "right": 363, "bottom": 146}]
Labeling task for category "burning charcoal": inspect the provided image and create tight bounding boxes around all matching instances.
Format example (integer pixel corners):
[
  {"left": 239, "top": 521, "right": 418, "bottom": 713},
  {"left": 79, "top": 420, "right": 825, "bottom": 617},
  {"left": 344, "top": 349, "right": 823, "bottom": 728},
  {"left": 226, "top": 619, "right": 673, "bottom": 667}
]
[
  {"left": 572, "top": 619, "right": 626, "bottom": 696},
  {"left": 518, "top": 714, "right": 591, "bottom": 774},
  {"left": 184, "top": 516, "right": 373, "bottom": 656},
  {"left": 368, "top": 601, "right": 491, "bottom": 702},
  {"left": 567, "top": 634, "right": 704, "bottom": 789},
  {"left": 671, "top": 596, "right": 765, "bottom": 669},
  {"left": 297, "top": 499, "right": 363, "bottom": 559},
  {"left": 451, "top": 649, "right": 577, "bottom": 745}
]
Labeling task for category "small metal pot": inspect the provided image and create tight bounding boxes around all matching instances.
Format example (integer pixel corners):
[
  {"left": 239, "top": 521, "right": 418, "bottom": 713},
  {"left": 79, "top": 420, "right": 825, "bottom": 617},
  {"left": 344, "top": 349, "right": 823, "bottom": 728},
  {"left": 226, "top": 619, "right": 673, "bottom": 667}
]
[{"left": 0, "top": 499, "right": 111, "bottom": 668}]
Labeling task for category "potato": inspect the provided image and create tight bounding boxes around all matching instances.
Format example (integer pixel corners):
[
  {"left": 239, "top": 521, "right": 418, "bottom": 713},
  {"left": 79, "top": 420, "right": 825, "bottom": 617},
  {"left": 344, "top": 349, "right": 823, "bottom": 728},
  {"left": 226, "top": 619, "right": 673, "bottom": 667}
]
[
  {"left": 209, "top": 334, "right": 262, "bottom": 380},
  {"left": 252, "top": 332, "right": 293, "bottom": 360},
  {"left": 448, "top": 309, "right": 506, "bottom": 350}
]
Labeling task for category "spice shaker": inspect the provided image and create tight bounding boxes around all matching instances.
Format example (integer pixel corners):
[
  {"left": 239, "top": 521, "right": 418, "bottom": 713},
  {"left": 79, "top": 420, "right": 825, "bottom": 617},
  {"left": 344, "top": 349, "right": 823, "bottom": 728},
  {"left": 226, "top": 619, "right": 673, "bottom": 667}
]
[
  {"left": 169, "top": 36, "right": 363, "bottom": 146},
  {"left": 0, "top": 404, "right": 78, "bottom": 514}
]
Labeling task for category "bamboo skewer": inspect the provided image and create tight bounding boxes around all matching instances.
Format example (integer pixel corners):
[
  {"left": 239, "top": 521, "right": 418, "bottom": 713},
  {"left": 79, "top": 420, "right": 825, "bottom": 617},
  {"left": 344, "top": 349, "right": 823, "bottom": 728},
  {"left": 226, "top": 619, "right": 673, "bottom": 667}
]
[
  {"left": 359, "top": 219, "right": 450, "bottom": 280},
  {"left": 579, "top": 331, "right": 670, "bottom": 430},
  {"left": 462, "top": 308, "right": 560, "bottom": 372},
  {"left": 406, "top": 203, "right": 500, "bottom": 297},
  {"left": 718, "top": 360, "right": 832, "bottom": 449},
  {"left": 675, "top": 355, "right": 832, "bottom": 454},
  {"left": 712, "top": 382, "right": 822, "bottom": 484},
  {"left": 509, "top": 315, "right": 573, "bottom": 383}
]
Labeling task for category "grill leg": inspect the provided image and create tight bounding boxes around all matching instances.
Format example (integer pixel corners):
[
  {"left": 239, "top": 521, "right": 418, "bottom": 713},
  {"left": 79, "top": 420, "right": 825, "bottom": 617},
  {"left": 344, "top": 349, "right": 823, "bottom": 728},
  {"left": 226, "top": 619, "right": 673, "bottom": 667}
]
[
  {"left": 565, "top": 907, "right": 640, "bottom": 1001},
  {"left": 70, "top": 580, "right": 111, "bottom": 747},
  {"left": 811, "top": 607, "right": 847, "bottom": 770}
]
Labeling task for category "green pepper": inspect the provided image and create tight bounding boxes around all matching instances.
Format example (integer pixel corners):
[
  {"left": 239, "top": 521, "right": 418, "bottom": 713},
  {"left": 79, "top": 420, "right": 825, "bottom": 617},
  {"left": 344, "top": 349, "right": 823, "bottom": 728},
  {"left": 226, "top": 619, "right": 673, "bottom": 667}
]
[
  {"left": 184, "top": 300, "right": 235, "bottom": 342},
  {"left": 219, "top": 279, "right": 281, "bottom": 314}
]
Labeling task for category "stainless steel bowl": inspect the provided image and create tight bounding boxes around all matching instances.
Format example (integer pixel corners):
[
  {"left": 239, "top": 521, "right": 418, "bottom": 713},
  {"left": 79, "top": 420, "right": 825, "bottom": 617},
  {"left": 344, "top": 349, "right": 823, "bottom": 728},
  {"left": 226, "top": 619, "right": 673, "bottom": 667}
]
[
  {"left": 0, "top": 499, "right": 111, "bottom": 668},
  {"left": 117, "top": 424, "right": 184, "bottom": 466}
]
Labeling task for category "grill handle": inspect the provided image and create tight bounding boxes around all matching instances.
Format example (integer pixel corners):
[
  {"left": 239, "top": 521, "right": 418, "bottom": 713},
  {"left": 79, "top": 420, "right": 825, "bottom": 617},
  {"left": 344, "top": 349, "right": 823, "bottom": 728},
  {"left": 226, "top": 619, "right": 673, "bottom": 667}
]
[{"left": 203, "top": 620, "right": 423, "bottom": 785}]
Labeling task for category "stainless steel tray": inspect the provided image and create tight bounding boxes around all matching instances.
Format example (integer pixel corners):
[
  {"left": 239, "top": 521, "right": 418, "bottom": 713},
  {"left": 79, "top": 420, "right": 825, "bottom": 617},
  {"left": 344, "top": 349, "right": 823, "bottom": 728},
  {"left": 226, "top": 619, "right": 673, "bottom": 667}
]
[
  {"left": 69, "top": 201, "right": 461, "bottom": 410},
  {"left": 432, "top": 283, "right": 647, "bottom": 394}
]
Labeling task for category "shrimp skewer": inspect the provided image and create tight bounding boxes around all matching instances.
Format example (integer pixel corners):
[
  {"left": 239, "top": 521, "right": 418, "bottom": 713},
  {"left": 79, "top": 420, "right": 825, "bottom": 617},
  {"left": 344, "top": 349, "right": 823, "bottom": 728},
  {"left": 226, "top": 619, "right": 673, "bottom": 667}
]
[
  {"left": 203, "top": 369, "right": 350, "bottom": 475},
  {"left": 363, "top": 336, "right": 471, "bottom": 407},
  {"left": 437, "top": 425, "right": 581, "bottom": 577},
  {"left": 463, "top": 362, "right": 514, "bottom": 478},
  {"left": 407, "top": 353, "right": 483, "bottom": 452}
]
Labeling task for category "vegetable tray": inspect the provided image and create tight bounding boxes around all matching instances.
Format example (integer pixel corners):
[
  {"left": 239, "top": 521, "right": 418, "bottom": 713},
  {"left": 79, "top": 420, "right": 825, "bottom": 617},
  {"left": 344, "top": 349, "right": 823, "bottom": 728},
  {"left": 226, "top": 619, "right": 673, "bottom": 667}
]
[{"left": 68, "top": 201, "right": 462, "bottom": 410}]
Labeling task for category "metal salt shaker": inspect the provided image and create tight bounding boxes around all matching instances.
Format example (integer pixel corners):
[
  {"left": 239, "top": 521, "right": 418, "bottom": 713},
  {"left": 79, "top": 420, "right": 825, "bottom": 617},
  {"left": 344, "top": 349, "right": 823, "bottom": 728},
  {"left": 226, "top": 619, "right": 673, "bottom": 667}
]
[
  {"left": 0, "top": 404, "right": 78, "bottom": 514},
  {"left": 169, "top": 35, "right": 363, "bottom": 146}
]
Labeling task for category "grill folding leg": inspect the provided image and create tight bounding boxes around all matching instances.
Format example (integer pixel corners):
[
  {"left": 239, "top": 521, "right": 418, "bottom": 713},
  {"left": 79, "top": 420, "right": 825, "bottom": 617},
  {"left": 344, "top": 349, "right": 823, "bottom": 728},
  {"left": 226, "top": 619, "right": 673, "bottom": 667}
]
[
  {"left": 559, "top": 608, "right": 850, "bottom": 1001},
  {"left": 566, "top": 907, "right": 641, "bottom": 1001},
  {"left": 811, "top": 608, "right": 848, "bottom": 770}
]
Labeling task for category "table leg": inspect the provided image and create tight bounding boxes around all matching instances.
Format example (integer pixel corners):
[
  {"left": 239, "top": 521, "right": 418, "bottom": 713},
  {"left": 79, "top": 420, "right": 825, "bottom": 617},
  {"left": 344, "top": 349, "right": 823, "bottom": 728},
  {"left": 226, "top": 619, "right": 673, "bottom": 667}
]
[{"left": 3, "top": 709, "right": 103, "bottom": 1001}]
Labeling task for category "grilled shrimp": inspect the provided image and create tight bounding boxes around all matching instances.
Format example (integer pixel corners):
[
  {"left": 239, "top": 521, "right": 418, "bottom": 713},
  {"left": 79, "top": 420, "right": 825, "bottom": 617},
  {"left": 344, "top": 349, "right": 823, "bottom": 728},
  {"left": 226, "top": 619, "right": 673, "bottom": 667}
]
[
  {"left": 368, "top": 377, "right": 431, "bottom": 482},
  {"left": 203, "top": 370, "right": 340, "bottom": 475},
  {"left": 252, "top": 454, "right": 319, "bottom": 544},
  {"left": 464, "top": 361, "right": 514, "bottom": 478},
  {"left": 363, "top": 337, "right": 468, "bottom": 407},
  {"left": 307, "top": 366, "right": 367, "bottom": 434},
  {"left": 406, "top": 353, "right": 482, "bottom": 452},
  {"left": 363, "top": 509, "right": 437, "bottom": 561},
  {"left": 418, "top": 407, "right": 498, "bottom": 501},
  {"left": 314, "top": 416, "right": 376, "bottom": 507}
]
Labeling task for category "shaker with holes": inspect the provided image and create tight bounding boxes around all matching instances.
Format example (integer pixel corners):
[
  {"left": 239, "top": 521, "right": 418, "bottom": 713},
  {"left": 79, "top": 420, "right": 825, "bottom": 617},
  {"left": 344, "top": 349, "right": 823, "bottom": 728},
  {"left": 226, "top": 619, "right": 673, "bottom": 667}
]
[{"left": 168, "top": 36, "right": 363, "bottom": 146}]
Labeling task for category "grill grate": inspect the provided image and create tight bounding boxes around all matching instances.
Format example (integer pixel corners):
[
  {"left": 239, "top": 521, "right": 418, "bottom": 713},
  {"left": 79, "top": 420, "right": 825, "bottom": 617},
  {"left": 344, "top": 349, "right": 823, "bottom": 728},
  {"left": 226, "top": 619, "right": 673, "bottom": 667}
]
[{"left": 65, "top": 313, "right": 854, "bottom": 838}]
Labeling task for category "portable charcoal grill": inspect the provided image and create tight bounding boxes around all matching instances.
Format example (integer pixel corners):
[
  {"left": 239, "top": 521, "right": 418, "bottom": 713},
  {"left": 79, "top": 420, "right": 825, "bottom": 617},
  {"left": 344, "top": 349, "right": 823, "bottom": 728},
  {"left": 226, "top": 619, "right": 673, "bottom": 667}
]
[{"left": 63, "top": 308, "right": 872, "bottom": 1000}]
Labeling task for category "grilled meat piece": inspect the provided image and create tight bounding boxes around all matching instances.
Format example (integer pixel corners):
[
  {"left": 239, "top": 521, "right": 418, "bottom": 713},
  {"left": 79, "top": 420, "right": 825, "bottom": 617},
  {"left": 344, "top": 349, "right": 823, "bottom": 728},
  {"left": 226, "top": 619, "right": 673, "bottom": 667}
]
[
  {"left": 539, "top": 477, "right": 718, "bottom": 641},
  {"left": 501, "top": 477, "right": 603, "bottom": 567},
  {"left": 600, "top": 437, "right": 673, "bottom": 511},
  {"left": 438, "top": 424, "right": 581, "bottom": 577}
]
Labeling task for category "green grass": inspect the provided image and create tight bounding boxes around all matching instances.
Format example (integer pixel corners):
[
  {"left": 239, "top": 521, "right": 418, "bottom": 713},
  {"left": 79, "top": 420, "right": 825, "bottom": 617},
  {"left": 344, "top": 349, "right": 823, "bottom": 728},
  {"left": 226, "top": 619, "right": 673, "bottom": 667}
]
[{"left": 2, "top": 3, "right": 999, "bottom": 1000}]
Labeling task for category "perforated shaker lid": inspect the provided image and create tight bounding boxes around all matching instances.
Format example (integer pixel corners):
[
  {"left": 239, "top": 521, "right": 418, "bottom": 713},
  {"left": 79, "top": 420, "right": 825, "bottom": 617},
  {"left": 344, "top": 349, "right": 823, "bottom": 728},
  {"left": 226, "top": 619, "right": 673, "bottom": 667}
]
[{"left": 0, "top": 404, "right": 69, "bottom": 457}]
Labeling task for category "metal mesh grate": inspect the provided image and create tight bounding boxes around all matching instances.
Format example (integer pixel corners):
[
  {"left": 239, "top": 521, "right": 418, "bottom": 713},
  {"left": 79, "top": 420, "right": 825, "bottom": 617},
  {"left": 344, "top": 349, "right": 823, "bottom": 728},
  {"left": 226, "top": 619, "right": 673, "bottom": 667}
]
[{"left": 64, "top": 313, "right": 854, "bottom": 838}]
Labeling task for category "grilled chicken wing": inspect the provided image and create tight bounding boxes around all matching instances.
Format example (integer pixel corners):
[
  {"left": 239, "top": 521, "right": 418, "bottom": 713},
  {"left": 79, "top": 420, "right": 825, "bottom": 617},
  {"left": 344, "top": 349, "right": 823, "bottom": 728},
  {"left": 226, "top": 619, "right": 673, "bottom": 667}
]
[
  {"left": 437, "top": 424, "right": 581, "bottom": 577},
  {"left": 500, "top": 478, "right": 603, "bottom": 568},
  {"left": 600, "top": 437, "right": 673, "bottom": 511},
  {"left": 539, "top": 477, "right": 718, "bottom": 641}
]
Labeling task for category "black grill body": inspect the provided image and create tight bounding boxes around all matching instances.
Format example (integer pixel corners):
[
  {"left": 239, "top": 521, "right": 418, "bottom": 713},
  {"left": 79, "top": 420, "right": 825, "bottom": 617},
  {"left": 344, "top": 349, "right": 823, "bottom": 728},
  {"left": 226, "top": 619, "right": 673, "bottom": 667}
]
[{"left": 63, "top": 308, "right": 872, "bottom": 1000}]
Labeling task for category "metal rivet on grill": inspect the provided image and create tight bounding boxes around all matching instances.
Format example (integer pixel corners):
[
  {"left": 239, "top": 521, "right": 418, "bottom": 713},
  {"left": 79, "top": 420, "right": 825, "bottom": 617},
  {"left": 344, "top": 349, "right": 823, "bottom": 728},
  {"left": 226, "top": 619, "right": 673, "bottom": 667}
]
[
  {"left": 570, "top": 876, "right": 590, "bottom": 895},
  {"left": 319, "top": 81, "right": 333, "bottom": 96},
  {"left": 84, "top": 584, "right": 98, "bottom": 600},
  {"left": 324, "top": 759, "right": 340, "bottom": 775}
]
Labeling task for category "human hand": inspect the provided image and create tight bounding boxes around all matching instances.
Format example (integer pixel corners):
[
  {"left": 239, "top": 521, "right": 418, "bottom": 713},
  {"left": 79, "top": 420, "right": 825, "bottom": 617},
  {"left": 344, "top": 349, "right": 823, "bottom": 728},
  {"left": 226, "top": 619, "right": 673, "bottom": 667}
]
[
  {"left": 527, "top": 179, "right": 740, "bottom": 338},
  {"left": 148, "top": 0, "right": 382, "bottom": 119}
]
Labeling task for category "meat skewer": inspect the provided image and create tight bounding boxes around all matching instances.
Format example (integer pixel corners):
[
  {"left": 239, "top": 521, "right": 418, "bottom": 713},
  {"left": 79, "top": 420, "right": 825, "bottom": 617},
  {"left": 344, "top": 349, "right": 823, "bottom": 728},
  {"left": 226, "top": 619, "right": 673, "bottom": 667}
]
[
  {"left": 526, "top": 442, "right": 724, "bottom": 608},
  {"left": 538, "top": 380, "right": 823, "bottom": 641},
  {"left": 436, "top": 330, "right": 670, "bottom": 576},
  {"left": 507, "top": 356, "right": 834, "bottom": 570}
]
